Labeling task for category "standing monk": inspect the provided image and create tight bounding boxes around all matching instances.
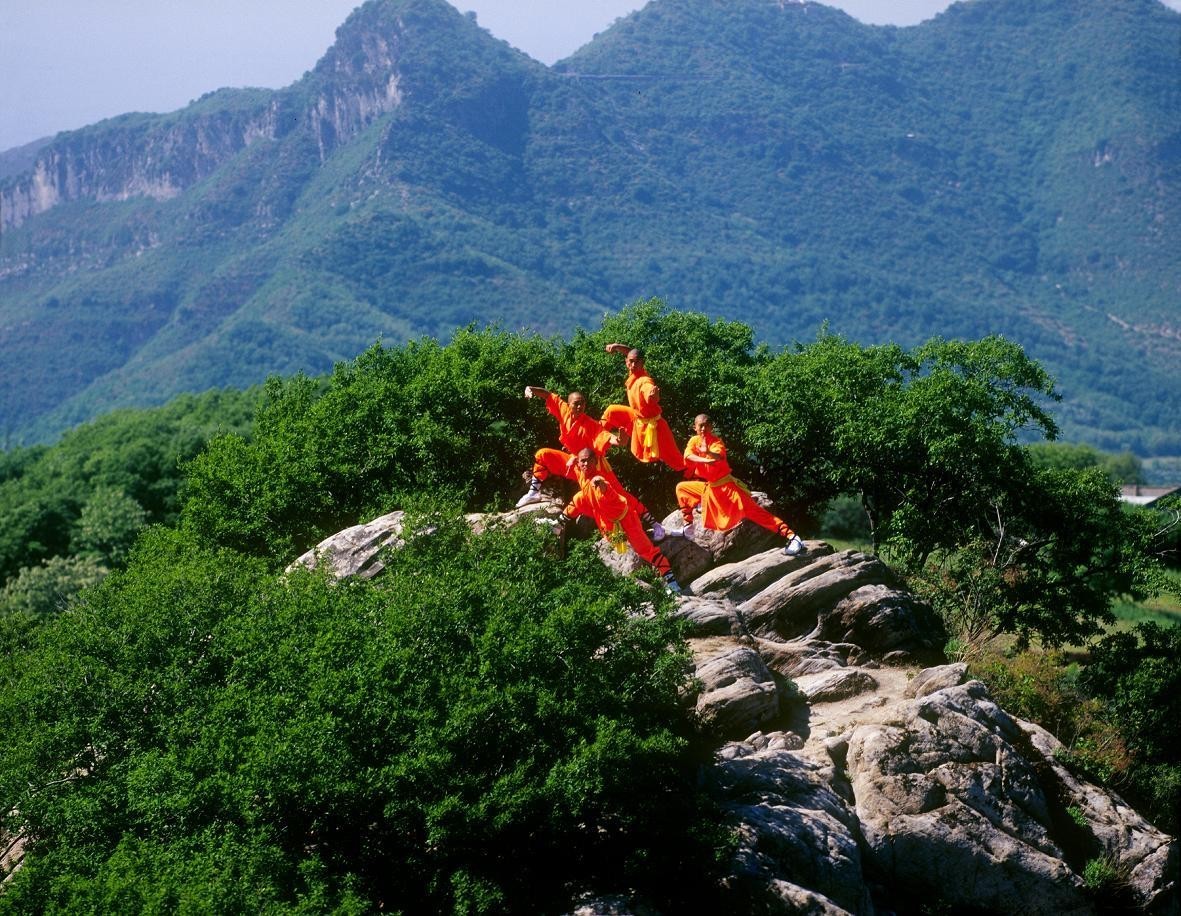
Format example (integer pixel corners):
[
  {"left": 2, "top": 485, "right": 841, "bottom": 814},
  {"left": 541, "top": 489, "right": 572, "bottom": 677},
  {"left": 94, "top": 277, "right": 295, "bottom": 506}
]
[
  {"left": 556, "top": 448, "right": 686, "bottom": 595},
  {"left": 600, "top": 345, "right": 686, "bottom": 472},
  {"left": 516, "top": 386, "right": 617, "bottom": 507},
  {"left": 672, "top": 414, "right": 806, "bottom": 556}
]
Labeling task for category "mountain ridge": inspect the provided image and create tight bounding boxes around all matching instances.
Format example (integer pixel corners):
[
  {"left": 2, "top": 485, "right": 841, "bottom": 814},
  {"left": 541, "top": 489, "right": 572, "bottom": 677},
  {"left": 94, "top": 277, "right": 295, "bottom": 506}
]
[{"left": 1, "top": 0, "right": 1178, "bottom": 451}]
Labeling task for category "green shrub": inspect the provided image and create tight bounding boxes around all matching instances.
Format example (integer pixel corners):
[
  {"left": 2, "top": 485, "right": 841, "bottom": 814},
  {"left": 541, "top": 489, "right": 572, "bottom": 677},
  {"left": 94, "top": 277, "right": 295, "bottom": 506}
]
[{"left": 0, "top": 520, "right": 730, "bottom": 913}]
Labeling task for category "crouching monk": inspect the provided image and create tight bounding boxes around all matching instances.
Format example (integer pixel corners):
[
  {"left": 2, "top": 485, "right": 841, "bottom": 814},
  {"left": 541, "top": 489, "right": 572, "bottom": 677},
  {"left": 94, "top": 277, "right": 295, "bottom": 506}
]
[
  {"left": 599, "top": 345, "right": 685, "bottom": 471},
  {"left": 672, "top": 414, "right": 805, "bottom": 557},
  {"left": 556, "top": 448, "right": 686, "bottom": 595}
]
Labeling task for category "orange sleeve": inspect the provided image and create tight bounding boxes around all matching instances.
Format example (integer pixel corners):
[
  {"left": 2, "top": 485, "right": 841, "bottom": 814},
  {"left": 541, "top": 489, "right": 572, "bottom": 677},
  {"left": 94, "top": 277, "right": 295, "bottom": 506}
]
[
  {"left": 636, "top": 378, "right": 659, "bottom": 414},
  {"left": 545, "top": 392, "right": 565, "bottom": 423},
  {"left": 564, "top": 490, "right": 590, "bottom": 520},
  {"left": 591, "top": 425, "right": 614, "bottom": 454}
]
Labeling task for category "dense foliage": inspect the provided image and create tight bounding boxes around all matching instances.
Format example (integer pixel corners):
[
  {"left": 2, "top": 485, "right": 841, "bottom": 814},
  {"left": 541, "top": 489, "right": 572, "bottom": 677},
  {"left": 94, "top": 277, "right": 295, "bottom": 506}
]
[
  {"left": 179, "top": 301, "right": 1171, "bottom": 651},
  {"left": 974, "top": 625, "right": 1181, "bottom": 836},
  {"left": 0, "top": 521, "right": 727, "bottom": 913},
  {"left": 0, "top": 389, "right": 256, "bottom": 618},
  {"left": 2, "top": 0, "right": 1179, "bottom": 455},
  {"left": 2, "top": 304, "right": 1176, "bottom": 908}
]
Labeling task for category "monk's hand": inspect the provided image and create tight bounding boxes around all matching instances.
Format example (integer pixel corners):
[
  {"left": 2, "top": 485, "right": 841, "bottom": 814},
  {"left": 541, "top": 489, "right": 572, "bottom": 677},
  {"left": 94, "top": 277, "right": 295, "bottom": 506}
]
[
  {"left": 608, "top": 434, "right": 620, "bottom": 448},
  {"left": 523, "top": 386, "right": 533, "bottom": 399},
  {"left": 591, "top": 476, "right": 608, "bottom": 492}
]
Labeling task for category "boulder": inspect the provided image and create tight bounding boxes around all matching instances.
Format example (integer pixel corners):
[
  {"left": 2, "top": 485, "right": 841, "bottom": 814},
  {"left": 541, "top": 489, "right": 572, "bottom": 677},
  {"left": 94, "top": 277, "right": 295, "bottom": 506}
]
[
  {"left": 286, "top": 510, "right": 406, "bottom": 579},
  {"left": 690, "top": 542, "right": 831, "bottom": 603},
  {"left": 673, "top": 596, "right": 742, "bottom": 637},
  {"left": 756, "top": 638, "right": 869, "bottom": 679},
  {"left": 794, "top": 669, "right": 879, "bottom": 704},
  {"left": 713, "top": 737, "right": 871, "bottom": 915},
  {"left": 694, "top": 646, "right": 784, "bottom": 738},
  {"left": 738, "top": 550, "right": 896, "bottom": 640},
  {"left": 843, "top": 678, "right": 1175, "bottom": 914},
  {"left": 817, "top": 583, "right": 946, "bottom": 664}
]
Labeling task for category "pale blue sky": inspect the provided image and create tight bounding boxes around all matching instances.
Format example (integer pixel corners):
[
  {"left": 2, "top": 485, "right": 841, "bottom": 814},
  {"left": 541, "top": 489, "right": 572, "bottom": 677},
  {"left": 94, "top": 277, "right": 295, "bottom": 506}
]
[{"left": 2, "top": 0, "right": 1179, "bottom": 151}]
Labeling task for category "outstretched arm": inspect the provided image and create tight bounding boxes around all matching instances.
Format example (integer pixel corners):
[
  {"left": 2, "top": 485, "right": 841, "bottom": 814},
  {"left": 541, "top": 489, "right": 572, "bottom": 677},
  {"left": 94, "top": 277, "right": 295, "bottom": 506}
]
[
  {"left": 523, "top": 386, "right": 552, "bottom": 399},
  {"left": 604, "top": 343, "right": 631, "bottom": 356}
]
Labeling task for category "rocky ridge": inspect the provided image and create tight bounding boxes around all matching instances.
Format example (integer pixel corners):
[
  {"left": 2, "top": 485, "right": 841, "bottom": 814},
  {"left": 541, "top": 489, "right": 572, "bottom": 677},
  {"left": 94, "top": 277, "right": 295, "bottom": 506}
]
[{"left": 293, "top": 501, "right": 1178, "bottom": 914}]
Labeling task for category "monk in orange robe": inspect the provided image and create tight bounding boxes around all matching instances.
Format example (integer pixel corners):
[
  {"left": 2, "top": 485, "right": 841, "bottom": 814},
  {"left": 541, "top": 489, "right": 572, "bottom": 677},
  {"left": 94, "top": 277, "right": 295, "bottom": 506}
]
[
  {"left": 599, "top": 345, "right": 685, "bottom": 471},
  {"left": 516, "top": 386, "right": 618, "bottom": 507},
  {"left": 557, "top": 449, "right": 686, "bottom": 595},
  {"left": 672, "top": 414, "right": 806, "bottom": 556}
]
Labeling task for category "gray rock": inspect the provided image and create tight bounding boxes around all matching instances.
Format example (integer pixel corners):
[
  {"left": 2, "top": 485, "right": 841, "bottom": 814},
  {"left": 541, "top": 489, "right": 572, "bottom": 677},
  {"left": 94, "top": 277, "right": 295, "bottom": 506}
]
[
  {"left": 1019, "top": 718, "right": 1179, "bottom": 911},
  {"left": 842, "top": 679, "right": 1174, "bottom": 914},
  {"left": 754, "top": 638, "right": 866, "bottom": 680},
  {"left": 691, "top": 542, "right": 832, "bottom": 603},
  {"left": 738, "top": 550, "right": 895, "bottom": 640},
  {"left": 713, "top": 743, "right": 871, "bottom": 915},
  {"left": 286, "top": 510, "right": 406, "bottom": 579},
  {"left": 795, "top": 669, "right": 879, "bottom": 704},
  {"left": 905, "top": 662, "right": 969, "bottom": 699},
  {"left": 673, "top": 596, "right": 742, "bottom": 637},
  {"left": 695, "top": 646, "right": 784, "bottom": 738},
  {"left": 818, "top": 583, "right": 946, "bottom": 663}
]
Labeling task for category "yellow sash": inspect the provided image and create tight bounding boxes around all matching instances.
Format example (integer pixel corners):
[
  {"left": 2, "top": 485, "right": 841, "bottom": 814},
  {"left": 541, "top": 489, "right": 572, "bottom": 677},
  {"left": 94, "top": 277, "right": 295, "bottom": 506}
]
[
  {"left": 707, "top": 474, "right": 750, "bottom": 493},
  {"left": 634, "top": 415, "right": 660, "bottom": 452},
  {"left": 606, "top": 522, "right": 629, "bottom": 553}
]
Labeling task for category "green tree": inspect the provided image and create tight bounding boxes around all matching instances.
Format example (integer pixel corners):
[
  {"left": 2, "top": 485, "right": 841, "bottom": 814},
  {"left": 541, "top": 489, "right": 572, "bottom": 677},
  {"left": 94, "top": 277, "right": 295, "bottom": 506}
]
[
  {"left": 743, "top": 333, "right": 1060, "bottom": 555},
  {"left": 0, "top": 521, "right": 728, "bottom": 913},
  {"left": 0, "top": 555, "right": 107, "bottom": 621},
  {"left": 71, "top": 488, "right": 148, "bottom": 566},
  {"left": 1027, "top": 441, "right": 1145, "bottom": 485},
  {"left": 911, "top": 467, "right": 1165, "bottom": 647},
  {"left": 1078, "top": 623, "right": 1181, "bottom": 832},
  {"left": 182, "top": 329, "right": 564, "bottom": 561}
]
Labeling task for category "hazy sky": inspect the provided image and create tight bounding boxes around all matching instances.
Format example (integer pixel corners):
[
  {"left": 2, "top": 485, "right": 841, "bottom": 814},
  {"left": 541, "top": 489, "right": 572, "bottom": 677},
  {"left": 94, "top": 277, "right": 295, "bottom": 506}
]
[{"left": 3, "top": 0, "right": 1179, "bottom": 151}]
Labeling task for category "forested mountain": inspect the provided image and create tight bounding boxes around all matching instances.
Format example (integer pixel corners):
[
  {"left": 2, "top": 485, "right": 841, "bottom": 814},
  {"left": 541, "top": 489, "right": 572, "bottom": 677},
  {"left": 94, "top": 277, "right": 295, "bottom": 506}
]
[{"left": 1, "top": 0, "right": 1178, "bottom": 451}]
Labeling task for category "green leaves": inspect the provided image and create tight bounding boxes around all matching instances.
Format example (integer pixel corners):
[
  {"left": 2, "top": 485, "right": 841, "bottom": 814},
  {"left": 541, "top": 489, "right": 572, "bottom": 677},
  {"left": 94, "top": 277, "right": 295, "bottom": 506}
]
[{"left": 1, "top": 520, "right": 720, "bottom": 913}]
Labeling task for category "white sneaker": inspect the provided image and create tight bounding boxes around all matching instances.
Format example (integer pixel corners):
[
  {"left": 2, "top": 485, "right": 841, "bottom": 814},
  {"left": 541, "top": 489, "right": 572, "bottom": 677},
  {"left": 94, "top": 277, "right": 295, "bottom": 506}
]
[
  {"left": 651, "top": 522, "right": 666, "bottom": 541},
  {"left": 783, "top": 535, "right": 805, "bottom": 556},
  {"left": 516, "top": 488, "right": 543, "bottom": 508}
]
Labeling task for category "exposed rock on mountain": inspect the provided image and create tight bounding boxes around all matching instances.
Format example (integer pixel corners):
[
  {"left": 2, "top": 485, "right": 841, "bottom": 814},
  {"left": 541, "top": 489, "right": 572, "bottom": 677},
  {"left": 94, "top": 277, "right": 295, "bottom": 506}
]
[{"left": 296, "top": 505, "right": 1178, "bottom": 913}]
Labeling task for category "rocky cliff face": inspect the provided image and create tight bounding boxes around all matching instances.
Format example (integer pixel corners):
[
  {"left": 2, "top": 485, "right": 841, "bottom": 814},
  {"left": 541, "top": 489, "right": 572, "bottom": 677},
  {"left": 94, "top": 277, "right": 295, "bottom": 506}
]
[
  {"left": 293, "top": 501, "right": 1178, "bottom": 915},
  {"left": 0, "top": 3, "right": 421, "bottom": 233}
]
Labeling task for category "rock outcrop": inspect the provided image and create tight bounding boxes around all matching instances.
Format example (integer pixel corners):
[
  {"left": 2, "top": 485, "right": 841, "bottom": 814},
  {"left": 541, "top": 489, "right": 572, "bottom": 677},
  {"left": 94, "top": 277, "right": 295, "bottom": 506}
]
[{"left": 294, "top": 507, "right": 1179, "bottom": 915}]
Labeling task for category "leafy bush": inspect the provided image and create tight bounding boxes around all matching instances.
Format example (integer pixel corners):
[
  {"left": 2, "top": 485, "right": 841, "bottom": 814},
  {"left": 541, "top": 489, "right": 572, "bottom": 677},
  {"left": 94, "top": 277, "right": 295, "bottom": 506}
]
[
  {"left": 971, "top": 649, "right": 1131, "bottom": 787},
  {"left": 1078, "top": 622, "right": 1181, "bottom": 833},
  {"left": 909, "top": 467, "right": 1166, "bottom": 648},
  {"left": 0, "top": 388, "right": 255, "bottom": 588},
  {"left": 0, "top": 555, "right": 107, "bottom": 621},
  {"left": 0, "top": 520, "right": 729, "bottom": 913},
  {"left": 182, "top": 329, "right": 564, "bottom": 561}
]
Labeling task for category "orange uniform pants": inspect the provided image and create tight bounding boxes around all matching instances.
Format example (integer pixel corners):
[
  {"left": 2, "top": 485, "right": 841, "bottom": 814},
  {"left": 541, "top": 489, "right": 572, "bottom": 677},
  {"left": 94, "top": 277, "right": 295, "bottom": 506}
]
[
  {"left": 600, "top": 405, "right": 685, "bottom": 471},
  {"left": 676, "top": 480, "right": 794, "bottom": 537},
  {"left": 533, "top": 447, "right": 576, "bottom": 481}
]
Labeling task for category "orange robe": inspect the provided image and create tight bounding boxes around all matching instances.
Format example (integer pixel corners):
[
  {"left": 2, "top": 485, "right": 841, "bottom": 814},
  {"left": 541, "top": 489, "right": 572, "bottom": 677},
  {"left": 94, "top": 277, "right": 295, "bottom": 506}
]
[
  {"left": 676, "top": 433, "right": 794, "bottom": 537},
  {"left": 532, "top": 392, "right": 615, "bottom": 481},
  {"left": 600, "top": 370, "right": 685, "bottom": 471},
  {"left": 563, "top": 470, "right": 671, "bottom": 576}
]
